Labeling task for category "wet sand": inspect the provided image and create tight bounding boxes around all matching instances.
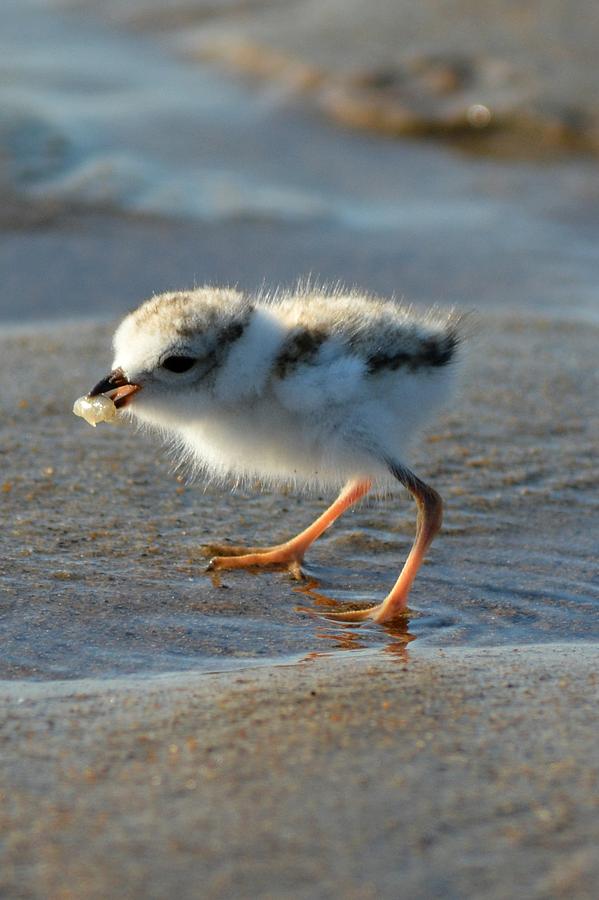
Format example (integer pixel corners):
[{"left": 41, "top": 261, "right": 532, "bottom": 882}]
[
  {"left": 1, "top": 311, "right": 597, "bottom": 678},
  {"left": 1, "top": 296, "right": 597, "bottom": 895},
  {"left": 1, "top": 645, "right": 598, "bottom": 898}
]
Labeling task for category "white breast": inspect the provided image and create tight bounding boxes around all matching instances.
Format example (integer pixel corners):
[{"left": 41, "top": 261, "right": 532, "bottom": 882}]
[{"left": 213, "top": 307, "right": 288, "bottom": 403}]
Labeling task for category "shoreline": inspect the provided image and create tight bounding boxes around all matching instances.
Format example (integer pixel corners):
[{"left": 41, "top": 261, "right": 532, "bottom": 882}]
[
  {"left": 1, "top": 639, "right": 598, "bottom": 696},
  {"left": 43, "top": 0, "right": 599, "bottom": 158}
]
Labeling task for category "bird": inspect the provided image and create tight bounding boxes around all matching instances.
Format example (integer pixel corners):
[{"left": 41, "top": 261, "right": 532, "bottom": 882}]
[{"left": 82, "top": 285, "right": 462, "bottom": 624}]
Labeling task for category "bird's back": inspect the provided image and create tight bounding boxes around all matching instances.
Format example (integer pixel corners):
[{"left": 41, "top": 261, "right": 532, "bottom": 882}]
[
  {"left": 269, "top": 289, "right": 460, "bottom": 378},
  {"left": 187, "top": 288, "right": 463, "bottom": 488}
]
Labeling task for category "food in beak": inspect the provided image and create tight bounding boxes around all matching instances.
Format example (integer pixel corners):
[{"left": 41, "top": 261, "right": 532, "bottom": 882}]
[
  {"left": 74, "top": 371, "right": 141, "bottom": 427},
  {"left": 73, "top": 393, "right": 118, "bottom": 427}
]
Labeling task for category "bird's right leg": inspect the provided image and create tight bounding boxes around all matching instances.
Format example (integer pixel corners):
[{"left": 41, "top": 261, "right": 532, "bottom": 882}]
[
  {"left": 325, "top": 463, "right": 443, "bottom": 624},
  {"left": 206, "top": 478, "right": 372, "bottom": 577}
]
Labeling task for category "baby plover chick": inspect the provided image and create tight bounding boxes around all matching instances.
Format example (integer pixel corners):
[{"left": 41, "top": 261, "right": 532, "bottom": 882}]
[{"left": 84, "top": 286, "right": 462, "bottom": 624}]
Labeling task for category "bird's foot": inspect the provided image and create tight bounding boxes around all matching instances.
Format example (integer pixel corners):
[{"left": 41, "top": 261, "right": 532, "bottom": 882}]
[
  {"left": 296, "top": 581, "right": 410, "bottom": 625},
  {"left": 204, "top": 542, "right": 306, "bottom": 580},
  {"left": 203, "top": 542, "right": 264, "bottom": 559},
  {"left": 322, "top": 605, "right": 381, "bottom": 622},
  {"left": 321, "top": 599, "right": 409, "bottom": 624}
]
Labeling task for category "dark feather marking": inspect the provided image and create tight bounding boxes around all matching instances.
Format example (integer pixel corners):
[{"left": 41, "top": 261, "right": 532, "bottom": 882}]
[
  {"left": 275, "top": 328, "right": 327, "bottom": 378},
  {"left": 367, "top": 330, "right": 459, "bottom": 374},
  {"left": 219, "top": 320, "right": 245, "bottom": 344},
  {"left": 183, "top": 311, "right": 252, "bottom": 380},
  {"left": 176, "top": 307, "right": 219, "bottom": 338},
  {"left": 219, "top": 305, "right": 254, "bottom": 346}
]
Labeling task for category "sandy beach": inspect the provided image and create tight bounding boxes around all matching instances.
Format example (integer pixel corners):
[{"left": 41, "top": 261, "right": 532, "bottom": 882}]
[
  {"left": 2, "top": 645, "right": 598, "bottom": 898},
  {"left": 1, "top": 2, "right": 598, "bottom": 896},
  {"left": 1, "top": 303, "right": 597, "bottom": 896}
]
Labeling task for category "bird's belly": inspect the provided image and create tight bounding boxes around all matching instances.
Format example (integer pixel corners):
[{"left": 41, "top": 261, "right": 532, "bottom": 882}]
[
  {"left": 151, "top": 366, "right": 455, "bottom": 489},
  {"left": 177, "top": 401, "right": 373, "bottom": 488}
]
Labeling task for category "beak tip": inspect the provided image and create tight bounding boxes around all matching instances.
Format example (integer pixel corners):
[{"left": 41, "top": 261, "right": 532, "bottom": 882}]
[
  {"left": 87, "top": 368, "right": 141, "bottom": 409},
  {"left": 89, "top": 367, "right": 129, "bottom": 397}
]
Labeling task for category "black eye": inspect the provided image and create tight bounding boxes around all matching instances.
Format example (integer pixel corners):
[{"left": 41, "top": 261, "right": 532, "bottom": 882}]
[{"left": 161, "top": 355, "right": 197, "bottom": 373}]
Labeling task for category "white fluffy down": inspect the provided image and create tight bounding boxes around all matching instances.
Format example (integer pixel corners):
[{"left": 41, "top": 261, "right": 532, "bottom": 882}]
[
  {"left": 273, "top": 355, "right": 366, "bottom": 412},
  {"left": 214, "top": 307, "right": 287, "bottom": 403},
  {"left": 110, "top": 286, "right": 461, "bottom": 490}
]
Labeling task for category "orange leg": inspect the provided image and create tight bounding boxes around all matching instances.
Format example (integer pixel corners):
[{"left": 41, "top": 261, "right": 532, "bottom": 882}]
[
  {"left": 328, "top": 467, "right": 443, "bottom": 624},
  {"left": 207, "top": 478, "right": 372, "bottom": 575}
]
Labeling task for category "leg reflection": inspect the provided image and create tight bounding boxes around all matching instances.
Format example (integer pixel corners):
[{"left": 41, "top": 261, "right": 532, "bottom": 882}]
[{"left": 296, "top": 581, "right": 416, "bottom": 662}]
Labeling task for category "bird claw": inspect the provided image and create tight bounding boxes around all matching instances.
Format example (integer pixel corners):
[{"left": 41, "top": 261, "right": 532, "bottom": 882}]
[
  {"left": 321, "top": 606, "right": 381, "bottom": 622},
  {"left": 205, "top": 547, "right": 307, "bottom": 579},
  {"left": 203, "top": 542, "right": 262, "bottom": 559},
  {"left": 324, "top": 602, "right": 410, "bottom": 624},
  {"left": 299, "top": 589, "right": 410, "bottom": 624}
]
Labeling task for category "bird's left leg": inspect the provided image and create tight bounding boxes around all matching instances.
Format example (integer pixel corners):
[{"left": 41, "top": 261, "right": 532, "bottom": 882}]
[{"left": 206, "top": 478, "right": 371, "bottom": 575}]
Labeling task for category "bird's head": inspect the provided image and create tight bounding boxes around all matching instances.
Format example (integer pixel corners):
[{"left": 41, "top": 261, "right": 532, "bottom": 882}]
[{"left": 88, "top": 287, "right": 249, "bottom": 428}]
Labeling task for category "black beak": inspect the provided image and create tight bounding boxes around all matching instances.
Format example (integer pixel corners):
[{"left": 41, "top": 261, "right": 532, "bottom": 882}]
[
  {"left": 89, "top": 367, "right": 141, "bottom": 408},
  {"left": 90, "top": 367, "right": 129, "bottom": 396}
]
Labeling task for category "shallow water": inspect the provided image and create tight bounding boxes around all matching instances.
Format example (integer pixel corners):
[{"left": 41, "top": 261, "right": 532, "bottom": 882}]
[
  {"left": 0, "top": 2, "right": 598, "bottom": 680},
  {"left": 1, "top": 317, "right": 597, "bottom": 680}
]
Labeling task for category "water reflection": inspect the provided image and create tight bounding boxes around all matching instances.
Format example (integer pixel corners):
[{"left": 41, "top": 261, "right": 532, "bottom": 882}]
[{"left": 295, "top": 581, "right": 416, "bottom": 664}]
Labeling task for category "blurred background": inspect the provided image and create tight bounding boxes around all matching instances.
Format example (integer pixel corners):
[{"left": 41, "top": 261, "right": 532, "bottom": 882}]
[{"left": 2, "top": 0, "right": 599, "bottom": 324}]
